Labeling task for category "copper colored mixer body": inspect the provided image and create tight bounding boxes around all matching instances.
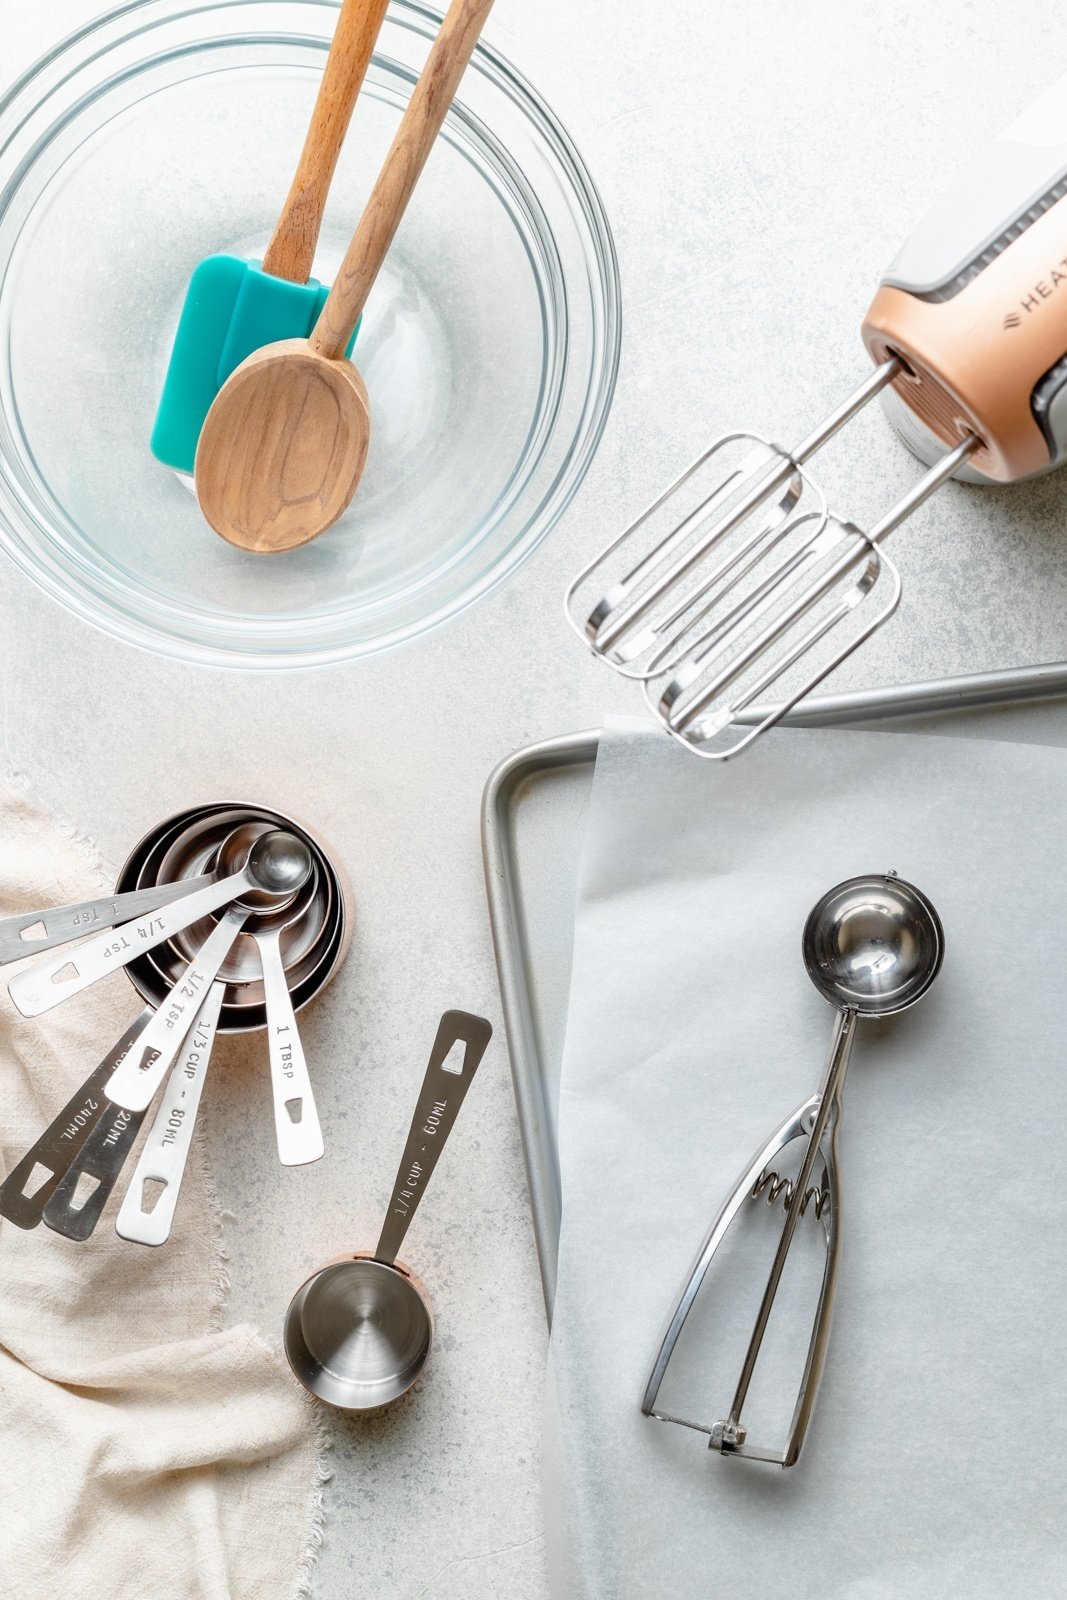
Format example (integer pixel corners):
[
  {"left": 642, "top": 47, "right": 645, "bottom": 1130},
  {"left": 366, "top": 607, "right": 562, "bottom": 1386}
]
[
  {"left": 567, "top": 70, "right": 1067, "bottom": 759},
  {"left": 864, "top": 189, "right": 1067, "bottom": 482}
]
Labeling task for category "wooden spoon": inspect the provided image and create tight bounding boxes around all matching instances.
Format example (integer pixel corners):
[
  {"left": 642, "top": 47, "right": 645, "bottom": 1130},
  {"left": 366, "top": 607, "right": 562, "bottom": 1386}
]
[{"left": 195, "top": 0, "right": 496, "bottom": 554}]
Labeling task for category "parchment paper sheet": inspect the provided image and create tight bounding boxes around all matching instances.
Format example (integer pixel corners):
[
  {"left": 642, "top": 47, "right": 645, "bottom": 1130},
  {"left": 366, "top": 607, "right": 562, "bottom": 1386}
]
[{"left": 544, "top": 722, "right": 1067, "bottom": 1599}]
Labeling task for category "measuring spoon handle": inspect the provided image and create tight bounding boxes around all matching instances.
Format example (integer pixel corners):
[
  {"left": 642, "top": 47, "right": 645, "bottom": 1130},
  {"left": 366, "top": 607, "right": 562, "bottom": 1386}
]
[
  {"left": 259, "top": 931, "right": 324, "bottom": 1166},
  {"left": 374, "top": 1010, "right": 491, "bottom": 1266},
  {"left": 0, "top": 1009, "right": 153, "bottom": 1230},
  {"left": 42, "top": 1090, "right": 149, "bottom": 1241},
  {"left": 311, "top": 0, "right": 496, "bottom": 358},
  {"left": 7, "top": 869, "right": 251, "bottom": 1019},
  {"left": 104, "top": 907, "right": 248, "bottom": 1113},
  {"left": 116, "top": 982, "right": 225, "bottom": 1246},
  {"left": 0, "top": 879, "right": 211, "bottom": 968}
]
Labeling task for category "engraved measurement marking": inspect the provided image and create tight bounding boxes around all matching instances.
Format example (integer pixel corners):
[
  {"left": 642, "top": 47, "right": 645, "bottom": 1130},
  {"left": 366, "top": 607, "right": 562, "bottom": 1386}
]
[
  {"left": 272, "top": 1022, "right": 295, "bottom": 1081},
  {"left": 393, "top": 1159, "right": 424, "bottom": 1217},
  {"left": 162, "top": 1107, "right": 186, "bottom": 1147},
  {"left": 59, "top": 1098, "right": 100, "bottom": 1140},
  {"left": 182, "top": 1020, "right": 213, "bottom": 1078},
  {"left": 163, "top": 969, "right": 207, "bottom": 1031},
  {"left": 95, "top": 912, "right": 172, "bottom": 970},
  {"left": 103, "top": 1108, "right": 133, "bottom": 1147},
  {"left": 392, "top": 1098, "right": 450, "bottom": 1216},
  {"left": 421, "top": 1098, "right": 447, "bottom": 1137}
]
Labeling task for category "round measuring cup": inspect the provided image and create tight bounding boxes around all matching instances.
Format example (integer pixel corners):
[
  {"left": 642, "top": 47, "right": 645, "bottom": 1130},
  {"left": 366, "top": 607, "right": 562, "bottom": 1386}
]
[
  {"left": 116, "top": 801, "right": 352, "bottom": 1033},
  {"left": 284, "top": 1010, "right": 492, "bottom": 1411}
]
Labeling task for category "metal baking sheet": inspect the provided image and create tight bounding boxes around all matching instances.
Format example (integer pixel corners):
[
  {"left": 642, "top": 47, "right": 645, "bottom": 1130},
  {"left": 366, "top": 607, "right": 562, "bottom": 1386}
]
[{"left": 481, "top": 662, "right": 1067, "bottom": 1322}]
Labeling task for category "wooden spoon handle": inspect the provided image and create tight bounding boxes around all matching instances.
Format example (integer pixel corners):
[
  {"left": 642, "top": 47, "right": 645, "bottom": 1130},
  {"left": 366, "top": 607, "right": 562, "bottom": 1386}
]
[
  {"left": 261, "top": 0, "right": 390, "bottom": 283},
  {"left": 311, "top": 0, "right": 496, "bottom": 358}
]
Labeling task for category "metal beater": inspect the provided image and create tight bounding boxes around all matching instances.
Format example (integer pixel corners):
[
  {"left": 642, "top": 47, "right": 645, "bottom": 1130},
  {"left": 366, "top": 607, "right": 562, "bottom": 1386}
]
[
  {"left": 567, "top": 72, "right": 1067, "bottom": 758},
  {"left": 642, "top": 874, "right": 944, "bottom": 1467}
]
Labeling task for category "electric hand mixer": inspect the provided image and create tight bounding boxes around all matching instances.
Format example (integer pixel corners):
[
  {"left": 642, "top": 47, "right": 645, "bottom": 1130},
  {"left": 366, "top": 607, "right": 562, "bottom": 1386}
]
[{"left": 566, "top": 73, "right": 1067, "bottom": 759}]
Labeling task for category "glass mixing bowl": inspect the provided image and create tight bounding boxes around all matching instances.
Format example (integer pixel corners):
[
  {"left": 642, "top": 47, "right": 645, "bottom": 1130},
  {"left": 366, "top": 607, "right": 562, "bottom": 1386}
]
[{"left": 0, "top": 0, "right": 619, "bottom": 668}]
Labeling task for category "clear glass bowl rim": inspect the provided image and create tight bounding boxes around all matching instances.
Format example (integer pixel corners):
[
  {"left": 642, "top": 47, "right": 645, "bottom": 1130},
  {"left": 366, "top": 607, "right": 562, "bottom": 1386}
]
[{"left": 0, "top": 0, "right": 621, "bottom": 670}]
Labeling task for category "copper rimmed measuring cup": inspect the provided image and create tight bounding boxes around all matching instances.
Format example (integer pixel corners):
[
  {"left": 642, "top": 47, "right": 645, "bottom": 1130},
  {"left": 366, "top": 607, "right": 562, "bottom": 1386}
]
[{"left": 284, "top": 1011, "right": 491, "bottom": 1411}]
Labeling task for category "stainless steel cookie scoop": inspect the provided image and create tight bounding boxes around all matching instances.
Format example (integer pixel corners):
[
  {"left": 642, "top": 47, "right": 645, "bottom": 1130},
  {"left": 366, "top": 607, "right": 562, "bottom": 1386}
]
[
  {"left": 284, "top": 1010, "right": 492, "bottom": 1411},
  {"left": 642, "top": 873, "right": 944, "bottom": 1468}
]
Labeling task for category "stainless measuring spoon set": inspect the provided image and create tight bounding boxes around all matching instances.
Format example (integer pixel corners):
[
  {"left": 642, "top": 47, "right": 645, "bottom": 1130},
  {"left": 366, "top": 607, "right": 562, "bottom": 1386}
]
[
  {"left": 643, "top": 873, "right": 944, "bottom": 1468},
  {"left": 0, "top": 803, "right": 351, "bottom": 1247}
]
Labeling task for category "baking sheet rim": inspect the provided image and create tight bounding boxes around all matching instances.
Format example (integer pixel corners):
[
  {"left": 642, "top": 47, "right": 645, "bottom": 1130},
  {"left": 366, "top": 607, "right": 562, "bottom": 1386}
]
[{"left": 480, "top": 661, "right": 1067, "bottom": 1322}]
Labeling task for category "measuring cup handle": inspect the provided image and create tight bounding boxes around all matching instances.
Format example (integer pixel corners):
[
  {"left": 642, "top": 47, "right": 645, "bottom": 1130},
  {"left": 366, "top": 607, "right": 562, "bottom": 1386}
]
[{"left": 374, "top": 1010, "right": 492, "bottom": 1266}]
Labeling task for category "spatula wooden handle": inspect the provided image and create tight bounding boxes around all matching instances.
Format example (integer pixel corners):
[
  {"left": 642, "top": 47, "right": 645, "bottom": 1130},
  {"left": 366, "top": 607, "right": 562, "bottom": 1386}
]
[
  {"left": 261, "top": 0, "right": 390, "bottom": 284},
  {"left": 311, "top": 0, "right": 496, "bottom": 359}
]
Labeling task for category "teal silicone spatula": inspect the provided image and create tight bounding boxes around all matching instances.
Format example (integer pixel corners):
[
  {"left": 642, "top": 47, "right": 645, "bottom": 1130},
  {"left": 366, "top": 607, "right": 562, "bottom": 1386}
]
[{"left": 151, "top": 0, "right": 389, "bottom": 474}]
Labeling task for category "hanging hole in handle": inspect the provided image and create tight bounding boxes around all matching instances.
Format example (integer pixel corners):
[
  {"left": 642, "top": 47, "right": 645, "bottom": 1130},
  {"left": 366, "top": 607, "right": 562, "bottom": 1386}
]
[
  {"left": 19, "top": 920, "right": 48, "bottom": 943},
  {"left": 441, "top": 1039, "right": 466, "bottom": 1075},
  {"left": 71, "top": 1170, "right": 101, "bottom": 1211},
  {"left": 285, "top": 1098, "right": 303, "bottom": 1124},
  {"left": 51, "top": 961, "right": 79, "bottom": 985},
  {"left": 21, "top": 1161, "right": 54, "bottom": 1198},
  {"left": 139, "top": 1177, "right": 167, "bottom": 1215}
]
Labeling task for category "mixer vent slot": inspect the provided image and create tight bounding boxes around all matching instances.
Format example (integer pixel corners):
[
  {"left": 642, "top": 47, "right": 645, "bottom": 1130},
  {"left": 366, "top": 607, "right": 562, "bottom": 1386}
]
[{"left": 891, "top": 363, "right": 973, "bottom": 453}]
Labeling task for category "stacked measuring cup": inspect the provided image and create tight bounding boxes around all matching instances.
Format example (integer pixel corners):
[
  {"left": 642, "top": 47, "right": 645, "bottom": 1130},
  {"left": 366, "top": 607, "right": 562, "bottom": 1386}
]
[{"left": 0, "top": 803, "right": 351, "bottom": 1247}]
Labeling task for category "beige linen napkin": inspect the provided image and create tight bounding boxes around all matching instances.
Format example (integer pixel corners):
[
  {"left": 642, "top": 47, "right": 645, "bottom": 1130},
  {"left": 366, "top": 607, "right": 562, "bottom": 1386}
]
[{"left": 0, "top": 778, "right": 326, "bottom": 1600}]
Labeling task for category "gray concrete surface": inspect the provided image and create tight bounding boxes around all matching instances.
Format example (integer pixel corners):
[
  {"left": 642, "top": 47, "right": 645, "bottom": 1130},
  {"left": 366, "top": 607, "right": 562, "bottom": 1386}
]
[{"left": 3, "top": 3, "right": 1067, "bottom": 1596}]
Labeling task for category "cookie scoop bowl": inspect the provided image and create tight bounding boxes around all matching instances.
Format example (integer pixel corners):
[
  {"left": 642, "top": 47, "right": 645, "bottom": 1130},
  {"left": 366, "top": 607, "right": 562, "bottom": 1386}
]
[{"left": 0, "top": 0, "right": 619, "bottom": 667}]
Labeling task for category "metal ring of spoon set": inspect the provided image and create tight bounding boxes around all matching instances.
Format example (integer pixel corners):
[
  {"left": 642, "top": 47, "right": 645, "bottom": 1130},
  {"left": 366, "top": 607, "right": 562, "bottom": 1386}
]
[{"left": 0, "top": 803, "right": 351, "bottom": 1249}]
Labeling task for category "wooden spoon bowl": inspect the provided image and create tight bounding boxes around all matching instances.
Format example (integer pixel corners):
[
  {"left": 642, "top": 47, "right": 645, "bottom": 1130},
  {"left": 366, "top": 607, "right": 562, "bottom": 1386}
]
[{"left": 195, "top": 341, "right": 370, "bottom": 553}]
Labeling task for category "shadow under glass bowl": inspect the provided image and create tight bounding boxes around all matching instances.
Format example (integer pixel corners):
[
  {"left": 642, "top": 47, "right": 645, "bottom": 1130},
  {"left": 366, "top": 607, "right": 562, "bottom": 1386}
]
[{"left": 0, "top": 0, "right": 620, "bottom": 669}]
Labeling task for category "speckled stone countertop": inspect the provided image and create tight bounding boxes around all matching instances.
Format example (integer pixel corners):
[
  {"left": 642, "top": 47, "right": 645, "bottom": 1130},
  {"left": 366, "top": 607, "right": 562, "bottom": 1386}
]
[{"left": 4, "top": 3, "right": 1067, "bottom": 1595}]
